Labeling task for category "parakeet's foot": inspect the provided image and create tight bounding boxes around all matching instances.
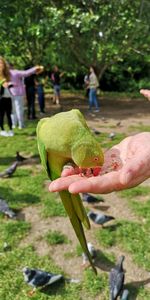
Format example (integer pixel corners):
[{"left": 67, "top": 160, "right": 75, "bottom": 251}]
[
  {"left": 27, "top": 289, "right": 36, "bottom": 296},
  {"left": 81, "top": 262, "right": 91, "bottom": 270}
]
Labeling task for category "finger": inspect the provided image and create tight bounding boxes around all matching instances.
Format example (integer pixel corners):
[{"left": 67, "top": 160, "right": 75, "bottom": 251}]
[
  {"left": 49, "top": 175, "right": 84, "bottom": 192},
  {"left": 68, "top": 171, "right": 125, "bottom": 194}
]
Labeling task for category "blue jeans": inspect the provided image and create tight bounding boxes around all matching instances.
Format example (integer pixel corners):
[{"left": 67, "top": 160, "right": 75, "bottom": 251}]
[
  {"left": 54, "top": 84, "right": 60, "bottom": 96},
  {"left": 37, "top": 84, "right": 45, "bottom": 113},
  {"left": 89, "top": 88, "right": 99, "bottom": 110},
  {"left": 11, "top": 95, "right": 25, "bottom": 127}
]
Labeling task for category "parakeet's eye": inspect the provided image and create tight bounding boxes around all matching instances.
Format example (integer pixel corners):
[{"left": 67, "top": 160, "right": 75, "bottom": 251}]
[{"left": 93, "top": 157, "right": 99, "bottom": 162}]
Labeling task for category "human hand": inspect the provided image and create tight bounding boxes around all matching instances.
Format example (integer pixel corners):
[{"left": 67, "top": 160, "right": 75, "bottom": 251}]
[
  {"left": 140, "top": 89, "right": 150, "bottom": 101},
  {"left": 2, "top": 81, "right": 8, "bottom": 88},
  {"left": 49, "top": 132, "right": 150, "bottom": 194},
  {"left": 2, "top": 81, "right": 14, "bottom": 88},
  {"left": 35, "top": 65, "right": 44, "bottom": 74}
]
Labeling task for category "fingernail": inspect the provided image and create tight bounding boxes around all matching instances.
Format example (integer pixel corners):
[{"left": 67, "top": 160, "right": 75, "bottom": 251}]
[{"left": 49, "top": 183, "right": 54, "bottom": 191}]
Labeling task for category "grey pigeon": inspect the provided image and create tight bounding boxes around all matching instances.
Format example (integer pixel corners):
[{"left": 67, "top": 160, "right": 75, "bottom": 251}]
[
  {"left": 16, "top": 151, "right": 26, "bottom": 162},
  {"left": 0, "top": 199, "right": 16, "bottom": 218},
  {"left": 23, "top": 267, "right": 63, "bottom": 290},
  {"left": 88, "top": 211, "right": 115, "bottom": 226},
  {"left": 0, "top": 161, "right": 18, "bottom": 178},
  {"left": 82, "top": 193, "right": 104, "bottom": 203},
  {"left": 3, "top": 242, "right": 11, "bottom": 251},
  {"left": 121, "top": 289, "right": 129, "bottom": 300},
  {"left": 108, "top": 132, "right": 116, "bottom": 140},
  {"left": 92, "top": 128, "right": 101, "bottom": 135},
  {"left": 116, "top": 121, "right": 121, "bottom": 127},
  {"left": 109, "top": 255, "right": 125, "bottom": 300},
  {"left": 82, "top": 242, "right": 97, "bottom": 264}
]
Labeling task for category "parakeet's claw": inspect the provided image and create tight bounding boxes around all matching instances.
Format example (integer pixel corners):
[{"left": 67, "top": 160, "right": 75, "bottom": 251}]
[
  {"left": 81, "top": 262, "right": 91, "bottom": 270},
  {"left": 27, "top": 288, "right": 36, "bottom": 297},
  {"left": 62, "top": 162, "right": 76, "bottom": 170}
]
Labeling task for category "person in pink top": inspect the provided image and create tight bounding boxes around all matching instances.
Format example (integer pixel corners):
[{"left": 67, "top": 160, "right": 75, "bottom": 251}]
[
  {"left": 140, "top": 89, "right": 150, "bottom": 101},
  {"left": 9, "top": 64, "right": 43, "bottom": 129}
]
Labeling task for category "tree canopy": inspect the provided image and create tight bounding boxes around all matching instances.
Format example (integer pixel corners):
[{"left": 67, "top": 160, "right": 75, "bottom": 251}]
[{"left": 0, "top": 0, "right": 150, "bottom": 89}]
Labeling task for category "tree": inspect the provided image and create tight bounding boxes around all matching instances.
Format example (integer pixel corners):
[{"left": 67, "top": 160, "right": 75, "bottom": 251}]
[{"left": 0, "top": 0, "right": 149, "bottom": 81}]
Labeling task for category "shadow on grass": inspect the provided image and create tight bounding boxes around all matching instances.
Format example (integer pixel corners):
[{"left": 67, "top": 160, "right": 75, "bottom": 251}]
[
  {"left": 125, "top": 278, "right": 150, "bottom": 300},
  {"left": 94, "top": 249, "right": 115, "bottom": 272},
  {"left": 0, "top": 156, "right": 15, "bottom": 165},
  {"left": 40, "top": 278, "right": 65, "bottom": 296},
  {"left": 0, "top": 186, "right": 40, "bottom": 207},
  {"left": 103, "top": 223, "right": 122, "bottom": 231},
  {"left": 92, "top": 205, "right": 110, "bottom": 211},
  {"left": 0, "top": 155, "right": 40, "bottom": 166}
]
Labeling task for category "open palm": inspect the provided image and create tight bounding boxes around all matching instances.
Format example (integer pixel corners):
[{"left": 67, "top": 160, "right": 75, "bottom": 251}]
[{"left": 49, "top": 132, "right": 150, "bottom": 194}]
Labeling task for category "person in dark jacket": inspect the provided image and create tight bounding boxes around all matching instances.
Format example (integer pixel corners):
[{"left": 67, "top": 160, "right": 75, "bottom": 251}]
[{"left": 51, "top": 65, "right": 64, "bottom": 105}]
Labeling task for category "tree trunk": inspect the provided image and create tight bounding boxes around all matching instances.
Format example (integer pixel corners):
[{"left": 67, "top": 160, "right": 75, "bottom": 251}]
[{"left": 97, "top": 64, "right": 109, "bottom": 80}]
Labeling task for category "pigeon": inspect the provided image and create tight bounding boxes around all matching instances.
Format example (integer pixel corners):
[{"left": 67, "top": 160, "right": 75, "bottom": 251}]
[
  {"left": 23, "top": 267, "right": 63, "bottom": 290},
  {"left": 108, "top": 132, "right": 116, "bottom": 140},
  {"left": 82, "top": 242, "right": 97, "bottom": 265},
  {"left": 92, "top": 128, "right": 101, "bottom": 135},
  {"left": 88, "top": 211, "right": 115, "bottom": 226},
  {"left": 16, "top": 151, "right": 27, "bottom": 162},
  {"left": 109, "top": 255, "right": 125, "bottom": 300},
  {"left": 0, "top": 161, "right": 18, "bottom": 178},
  {"left": 0, "top": 199, "right": 16, "bottom": 218},
  {"left": 121, "top": 289, "right": 129, "bottom": 300},
  {"left": 3, "top": 242, "right": 11, "bottom": 251},
  {"left": 82, "top": 193, "right": 104, "bottom": 203},
  {"left": 116, "top": 121, "right": 121, "bottom": 127}
]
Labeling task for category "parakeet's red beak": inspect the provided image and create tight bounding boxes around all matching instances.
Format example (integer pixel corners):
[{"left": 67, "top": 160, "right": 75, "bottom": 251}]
[
  {"left": 92, "top": 167, "right": 101, "bottom": 176},
  {"left": 78, "top": 167, "right": 101, "bottom": 177}
]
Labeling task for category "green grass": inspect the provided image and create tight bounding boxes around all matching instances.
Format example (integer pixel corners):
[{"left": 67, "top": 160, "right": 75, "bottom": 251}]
[
  {"left": 104, "top": 91, "right": 142, "bottom": 99},
  {"left": 96, "top": 220, "right": 150, "bottom": 270},
  {"left": 119, "top": 186, "right": 150, "bottom": 225},
  {"left": 119, "top": 185, "right": 150, "bottom": 199},
  {"left": 45, "top": 230, "right": 69, "bottom": 245},
  {"left": 95, "top": 132, "right": 126, "bottom": 149},
  {"left": 0, "top": 219, "right": 31, "bottom": 248},
  {"left": 42, "top": 194, "right": 67, "bottom": 217},
  {"left": 128, "top": 124, "right": 150, "bottom": 132},
  {"left": 82, "top": 269, "right": 109, "bottom": 299},
  {"left": 129, "top": 199, "right": 150, "bottom": 222}
]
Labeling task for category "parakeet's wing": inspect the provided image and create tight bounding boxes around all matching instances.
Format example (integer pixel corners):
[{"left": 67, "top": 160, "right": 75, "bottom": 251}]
[
  {"left": 37, "top": 137, "right": 90, "bottom": 229},
  {"left": 37, "top": 137, "right": 97, "bottom": 274},
  {"left": 37, "top": 138, "right": 50, "bottom": 177}
]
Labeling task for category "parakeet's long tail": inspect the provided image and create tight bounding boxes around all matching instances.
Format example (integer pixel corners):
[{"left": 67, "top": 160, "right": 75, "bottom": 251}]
[{"left": 60, "top": 190, "right": 97, "bottom": 274}]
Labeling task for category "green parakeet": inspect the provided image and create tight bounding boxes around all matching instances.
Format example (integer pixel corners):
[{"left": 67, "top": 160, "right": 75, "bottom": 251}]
[{"left": 37, "top": 109, "right": 104, "bottom": 274}]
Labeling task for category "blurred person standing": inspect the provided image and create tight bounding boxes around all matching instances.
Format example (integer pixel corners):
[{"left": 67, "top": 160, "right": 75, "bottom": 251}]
[
  {"left": 24, "top": 69, "right": 36, "bottom": 120},
  {"left": 0, "top": 57, "right": 13, "bottom": 136},
  {"left": 51, "top": 65, "right": 64, "bottom": 105},
  {"left": 84, "top": 73, "right": 90, "bottom": 100},
  {"left": 35, "top": 73, "right": 45, "bottom": 115},
  {"left": 88, "top": 66, "right": 100, "bottom": 113},
  {"left": 9, "top": 64, "right": 43, "bottom": 128}
]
